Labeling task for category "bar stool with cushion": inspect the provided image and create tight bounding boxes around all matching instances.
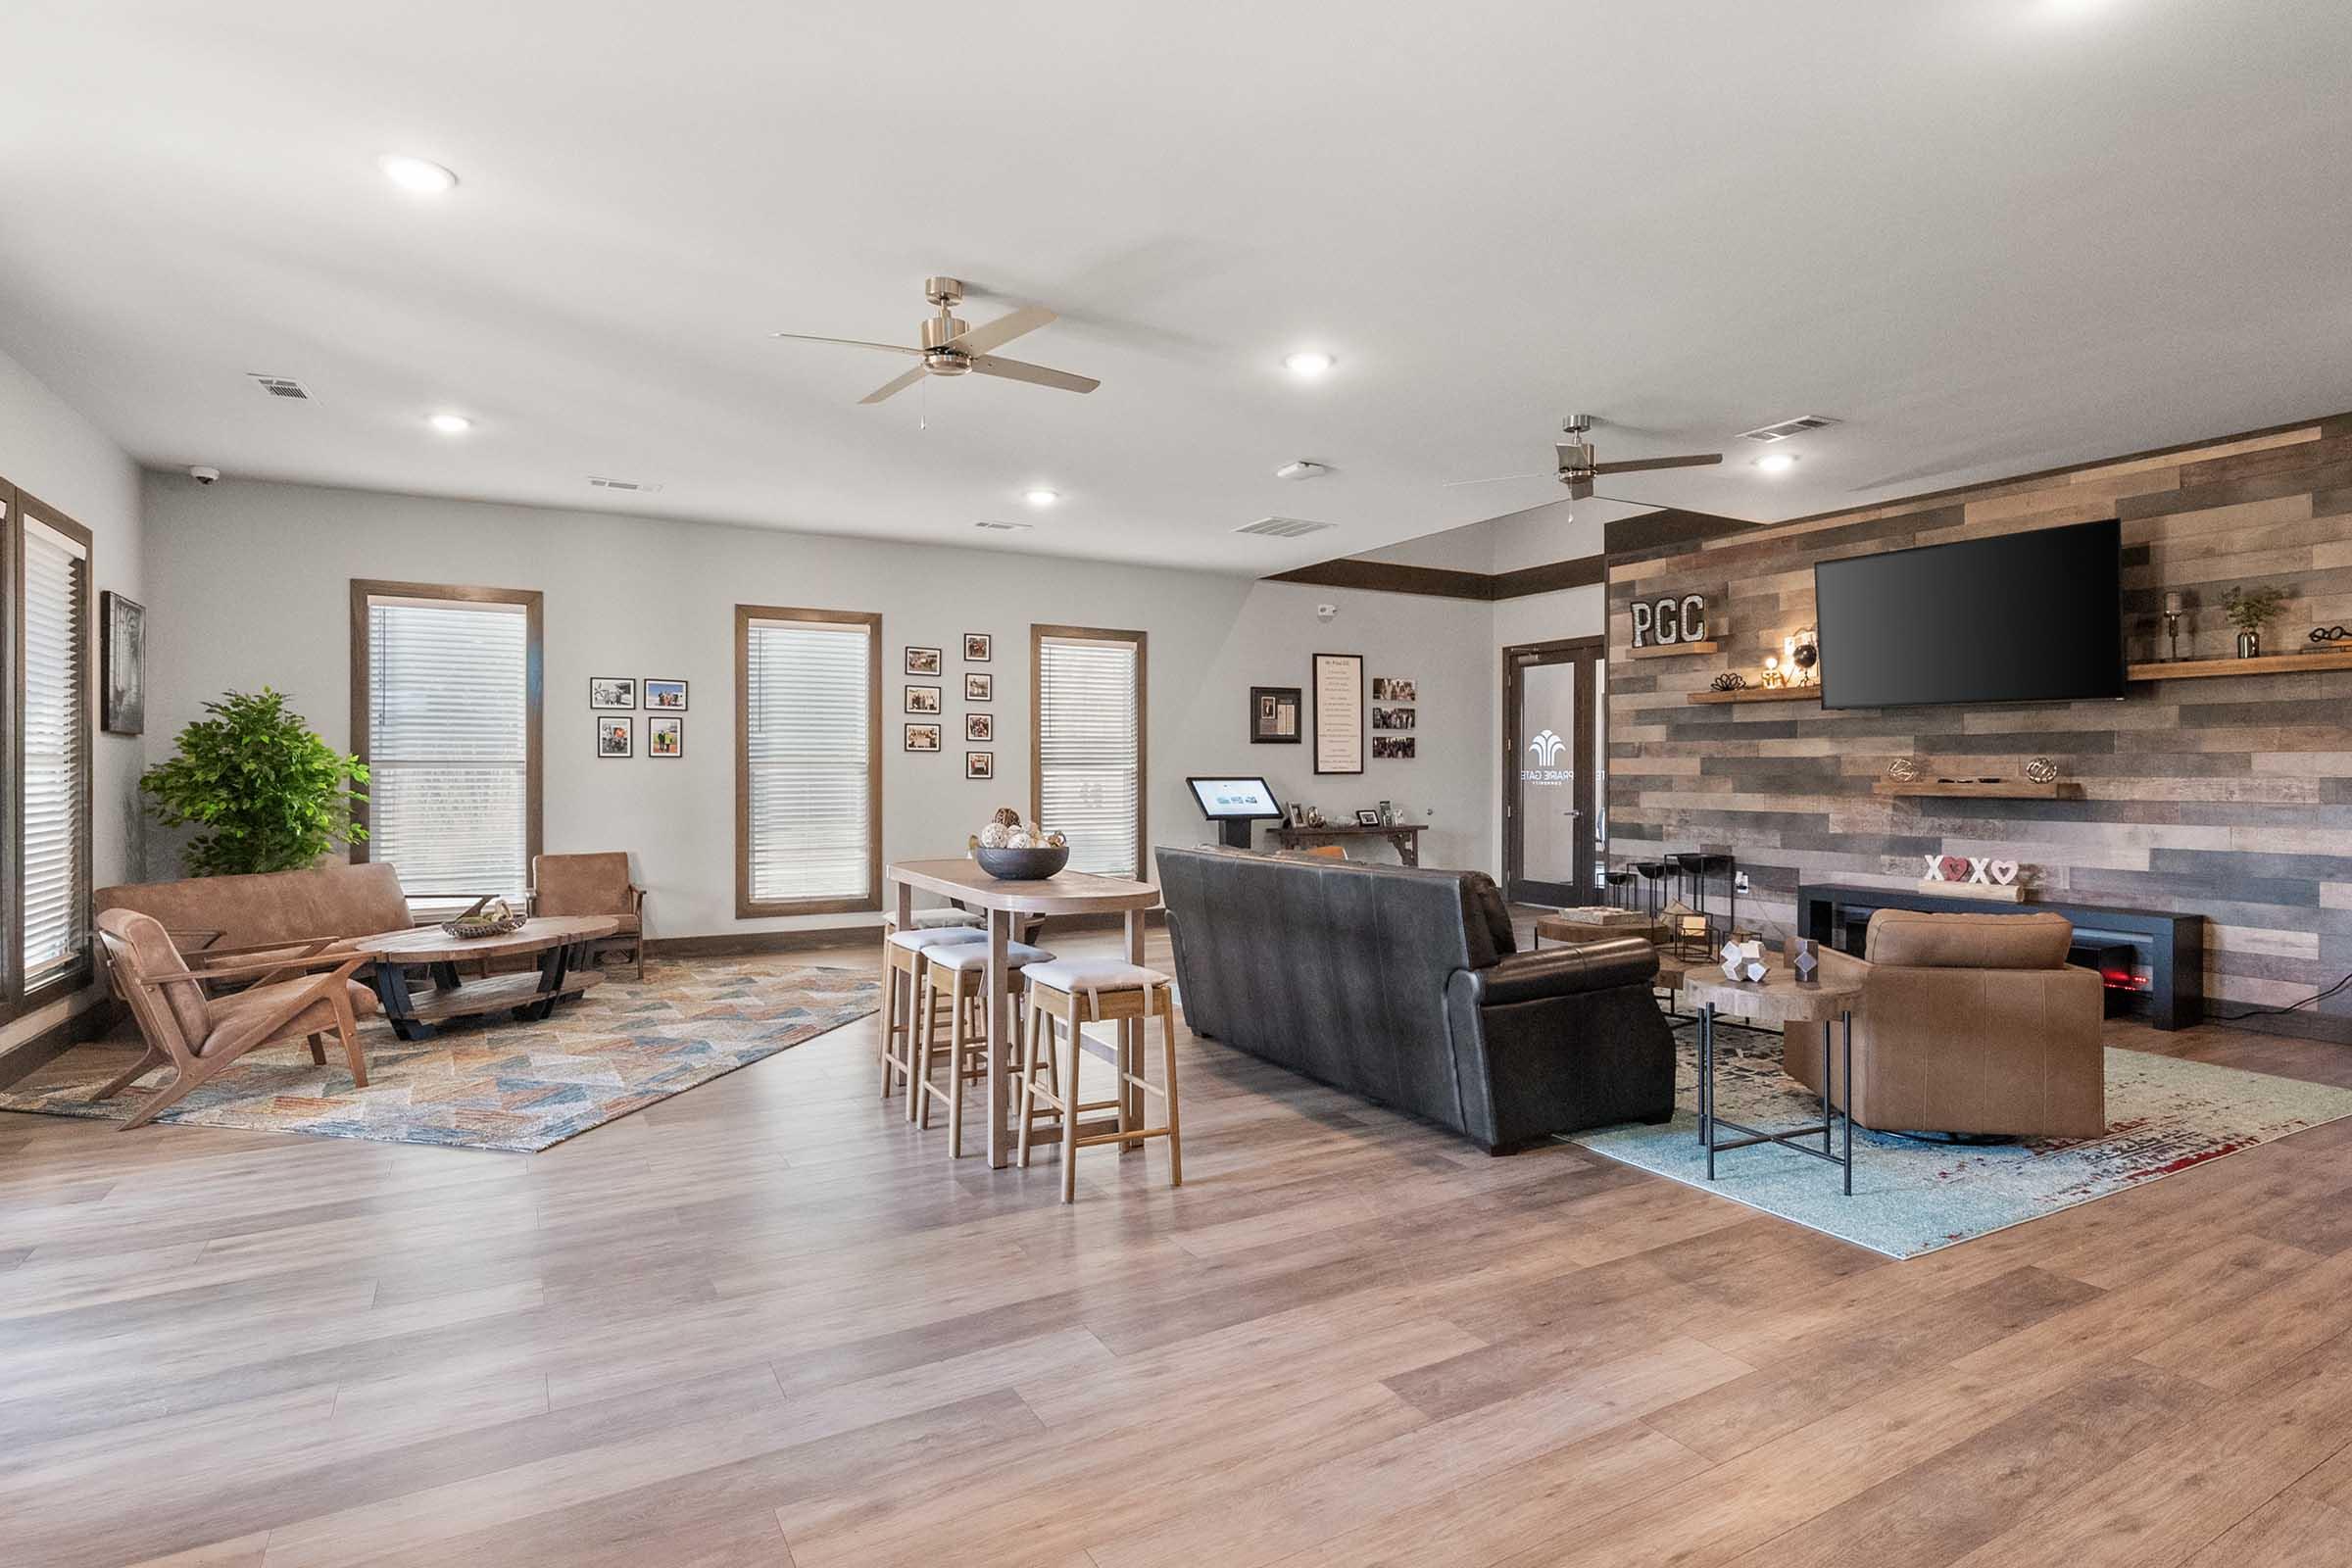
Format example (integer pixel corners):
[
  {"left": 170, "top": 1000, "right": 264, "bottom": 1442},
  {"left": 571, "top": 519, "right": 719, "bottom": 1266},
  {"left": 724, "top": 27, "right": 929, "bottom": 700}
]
[
  {"left": 880, "top": 927, "right": 987, "bottom": 1106},
  {"left": 1016, "top": 958, "right": 1182, "bottom": 1203},
  {"left": 914, "top": 938, "right": 1056, "bottom": 1156}
]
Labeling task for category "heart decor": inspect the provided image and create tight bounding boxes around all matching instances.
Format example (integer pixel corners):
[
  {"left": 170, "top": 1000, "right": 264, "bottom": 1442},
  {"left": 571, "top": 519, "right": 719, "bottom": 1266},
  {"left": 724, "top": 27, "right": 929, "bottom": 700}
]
[
  {"left": 1988, "top": 859, "right": 2020, "bottom": 886},
  {"left": 1939, "top": 856, "right": 1973, "bottom": 884}
]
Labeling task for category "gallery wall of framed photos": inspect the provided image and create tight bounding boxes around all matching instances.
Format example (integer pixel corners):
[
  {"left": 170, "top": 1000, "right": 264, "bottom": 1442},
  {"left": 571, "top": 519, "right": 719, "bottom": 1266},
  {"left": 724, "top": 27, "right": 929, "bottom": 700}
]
[{"left": 590, "top": 674, "right": 688, "bottom": 758}]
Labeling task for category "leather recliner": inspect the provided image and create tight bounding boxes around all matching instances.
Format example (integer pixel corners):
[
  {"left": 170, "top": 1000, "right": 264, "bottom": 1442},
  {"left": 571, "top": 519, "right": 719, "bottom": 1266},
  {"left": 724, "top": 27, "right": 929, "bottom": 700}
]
[{"left": 1155, "top": 847, "right": 1675, "bottom": 1152}]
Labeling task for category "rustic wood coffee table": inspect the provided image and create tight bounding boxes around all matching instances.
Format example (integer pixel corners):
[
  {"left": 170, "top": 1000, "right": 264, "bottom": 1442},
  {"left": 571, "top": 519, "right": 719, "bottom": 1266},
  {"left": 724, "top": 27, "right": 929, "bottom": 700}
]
[
  {"left": 354, "top": 915, "right": 619, "bottom": 1042},
  {"left": 1676, "top": 951, "right": 1865, "bottom": 1196}
]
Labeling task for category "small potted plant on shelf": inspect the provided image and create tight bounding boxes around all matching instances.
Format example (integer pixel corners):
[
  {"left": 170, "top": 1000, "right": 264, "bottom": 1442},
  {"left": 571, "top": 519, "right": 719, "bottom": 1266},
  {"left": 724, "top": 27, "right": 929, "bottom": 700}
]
[{"left": 2222, "top": 584, "right": 2289, "bottom": 659}]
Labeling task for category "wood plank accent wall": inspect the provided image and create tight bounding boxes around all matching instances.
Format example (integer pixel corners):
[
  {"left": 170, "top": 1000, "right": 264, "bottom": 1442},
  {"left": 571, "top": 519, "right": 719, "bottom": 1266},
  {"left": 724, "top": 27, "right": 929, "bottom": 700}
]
[{"left": 1606, "top": 412, "right": 2352, "bottom": 1018}]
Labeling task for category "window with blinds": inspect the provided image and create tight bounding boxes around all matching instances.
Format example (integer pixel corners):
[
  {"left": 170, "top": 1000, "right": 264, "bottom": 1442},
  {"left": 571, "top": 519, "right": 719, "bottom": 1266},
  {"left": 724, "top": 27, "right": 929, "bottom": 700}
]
[
  {"left": 19, "top": 509, "right": 89, "bottom": 991},
  {"left": 363, "top": 592, "right": 535, "bottom": 909},
  {"left": 739, "top": 609, "right": 879, "bottom": 914},
  {"left": 1034, "top": 628, "right": 1145, "bottom": 880}
]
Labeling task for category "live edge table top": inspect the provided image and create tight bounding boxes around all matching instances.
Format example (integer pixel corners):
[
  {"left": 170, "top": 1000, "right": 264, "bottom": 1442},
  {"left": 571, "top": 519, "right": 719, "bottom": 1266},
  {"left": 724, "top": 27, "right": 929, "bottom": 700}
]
[
  {"left": 884, "top": 858, "right": 1160, "bottom": 915},
  {"left": 351, "top": 914, "right": 619, "bottom": 963}
]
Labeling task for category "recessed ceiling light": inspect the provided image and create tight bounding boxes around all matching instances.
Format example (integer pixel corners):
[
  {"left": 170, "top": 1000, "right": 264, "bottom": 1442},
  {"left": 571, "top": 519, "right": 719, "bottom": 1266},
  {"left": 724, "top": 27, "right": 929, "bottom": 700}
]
[
  {"left": 1283, "top": 351, "right": 1335, "bottom": 377},
  {"left": 377, "top": 154, "right": 459, "bottom": 194},
  {"left": 427, "top": 412, "right": 472, "bottom": 434},
  {"left": 1752, "top": 452, "right": 1797, "bottom": 473},
  {"left": 1023, "top": 488, "right": 1059, "bottom": 508}
]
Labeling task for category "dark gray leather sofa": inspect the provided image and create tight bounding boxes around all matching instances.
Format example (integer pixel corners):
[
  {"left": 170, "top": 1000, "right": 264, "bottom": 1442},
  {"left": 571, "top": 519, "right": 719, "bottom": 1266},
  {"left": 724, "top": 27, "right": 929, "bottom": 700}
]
[{"left": 1155, "top": 847, "right": 1675, "bottom": 1152}]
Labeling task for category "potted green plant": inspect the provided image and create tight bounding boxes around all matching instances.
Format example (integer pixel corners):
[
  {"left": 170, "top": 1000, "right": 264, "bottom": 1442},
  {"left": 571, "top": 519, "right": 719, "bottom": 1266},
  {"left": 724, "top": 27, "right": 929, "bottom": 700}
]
[
  {"left": 2222, "top": 585, "right": 2289, "bottom": 659},
  {"left": 140, "top": 689, "right": 369, "bottom": 876}
]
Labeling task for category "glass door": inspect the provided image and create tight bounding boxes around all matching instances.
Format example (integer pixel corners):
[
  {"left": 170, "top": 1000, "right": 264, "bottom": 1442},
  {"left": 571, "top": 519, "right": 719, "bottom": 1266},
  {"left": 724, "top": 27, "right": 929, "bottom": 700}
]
[{"left": 1504, "top": 637, "right": 1604, "bottom": 906}]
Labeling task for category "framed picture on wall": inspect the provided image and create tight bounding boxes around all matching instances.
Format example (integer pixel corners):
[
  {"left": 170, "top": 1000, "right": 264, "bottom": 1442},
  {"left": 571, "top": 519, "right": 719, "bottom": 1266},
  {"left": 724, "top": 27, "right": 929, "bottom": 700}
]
[
  {"left": 1372, "top": 707, "right": 1415, "bottom": 730},
  {"left": 649, "top": 715, "right": 682, "bottom": 757},
  {"left": 590, "top": 676, "right": 637, "bottom": 710},
  {"left": 905, "top": 722, "right": 942, "bottom": 753},
  {"left": 963, "top": 632, "right": 993, "bottom": 662},
  {"left": 965, "top": 712, "right": 994, "bottom": 742},
  {"left": 1312, "top": 653, "right": 1363, "bottom": 775},
  {"left": 1373, "top": 735, "right": 1416, "bottom": 760},
  {"left": 1250, "top": 685, "right": 1300, "bottom": 744},
  {"left": 965, "top": 672, "right": 993, "bottom": 701},
  {"left": 101, "top": 590, "right": 146, "bottom": 735},
  {"left": 966, "top": 751, "right": 995, "bottom": 779},
  {"left": 906, "top": 646, "right": 943, "bottom": 676},
  {"left": 597, "top": 716, "right": 634, "bottom": 758},
  {"left": 644, "top": 678, "right": 688, "bottom": 710},
  {"left": 905, "top": 684, "right": 942, "bottom": 714}
]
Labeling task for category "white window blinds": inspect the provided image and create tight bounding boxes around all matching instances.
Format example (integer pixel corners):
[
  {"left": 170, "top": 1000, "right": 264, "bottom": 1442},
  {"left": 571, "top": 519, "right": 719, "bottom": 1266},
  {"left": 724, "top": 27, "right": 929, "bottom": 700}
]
[
  {"left": 367, "top": 597, "right": 530, "bottom": 907},
  {"left": 745, "top": 615, "right": 874, "bottom": 906},
  {"left": 21, "top": 516, "right": 87, "bottom": 984},
  {"left": 1037, "top": 632, "right": 1141, "bottom": 878}
]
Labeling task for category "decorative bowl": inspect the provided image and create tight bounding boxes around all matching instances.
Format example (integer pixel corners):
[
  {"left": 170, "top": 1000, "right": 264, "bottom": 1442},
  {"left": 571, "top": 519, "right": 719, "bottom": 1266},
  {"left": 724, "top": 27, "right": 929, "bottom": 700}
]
[
  {"left": 973, "top": 845, "right": 1069, "bottom": 881},
  {"left": 440, "top": 914, "right": 524, "bottom": 939}
]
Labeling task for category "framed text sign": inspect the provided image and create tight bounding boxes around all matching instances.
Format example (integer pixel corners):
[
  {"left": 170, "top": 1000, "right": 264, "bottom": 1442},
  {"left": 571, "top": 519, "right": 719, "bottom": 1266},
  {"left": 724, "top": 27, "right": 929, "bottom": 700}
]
[{"left": 1312, "top": 652, "right": 1363, "bottom": 774}]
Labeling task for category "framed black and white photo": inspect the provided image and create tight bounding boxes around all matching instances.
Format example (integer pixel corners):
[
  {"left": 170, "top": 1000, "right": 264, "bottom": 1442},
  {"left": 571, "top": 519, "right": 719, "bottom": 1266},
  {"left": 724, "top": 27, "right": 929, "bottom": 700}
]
[
  {"left": 905, "top": 683, "right": 942, "bottom": 714},
  {"left": 649, "top": 715, "right": 682, "bottom": 758},
  {"left": 1372, "top": 707, "right": 1415, "bottom": 731},
  {"left": 966, "top": 751, "right": 995, "bottom": 780},
  {"left": 1372, "top": 735, "right": 1416, "bottom": 760},
  {"left": 101, "top": 590, "right": 145, "bottom": 735},
  {"left": 1354, "top": 808, "right": 1381, "bottom": 826},
  {"left": 1312, "top": 653, "right": 1363, "bottom": 775},
  {"left": 905, "top": 722, "right": 942, "bottom": 753},
  {"left": 965, "top": 672, "right": 993, "bottom": 702},
  {"left": 962, "top": 632, "right": 992, "bottom": 662},
  {"left": 1370, "top": 677, "right": 1417, "bottom": 703},
  {"left": 644, "top": 678, "right": 688, "bottom": 710},
  {"left": 905, "top": 646, "right": 943, "bottom": 677},
  {"left": 598, "top": 715, "right": 634, "bottom": 758},
  {"left": 965, "top": 712, "right": 994, "bottom": 742},
  {"left": 1250, "top": 684, "right": 1301, "bottom": 744},
  {"left": 590, "top": 676, "right": 637, "bottom": 710}
]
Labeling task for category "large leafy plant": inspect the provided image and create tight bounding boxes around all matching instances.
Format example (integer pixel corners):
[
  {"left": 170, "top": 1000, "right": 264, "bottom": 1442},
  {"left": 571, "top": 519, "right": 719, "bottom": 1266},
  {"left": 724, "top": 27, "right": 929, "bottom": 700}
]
[{"left": 140, "top": 689, "right": 369, "bottom": 876}]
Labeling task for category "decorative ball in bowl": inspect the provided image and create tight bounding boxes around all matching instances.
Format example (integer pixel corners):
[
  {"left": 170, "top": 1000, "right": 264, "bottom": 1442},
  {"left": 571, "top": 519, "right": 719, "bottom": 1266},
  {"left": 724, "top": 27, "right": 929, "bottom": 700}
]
[{"left": 973, "top": 844, "right": 1069, "bottom": 881}]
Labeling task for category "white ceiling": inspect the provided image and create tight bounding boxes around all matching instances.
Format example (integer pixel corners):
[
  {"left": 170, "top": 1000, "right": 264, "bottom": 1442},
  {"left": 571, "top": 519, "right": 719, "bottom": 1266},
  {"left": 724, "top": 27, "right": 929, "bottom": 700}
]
[{"left": 3, "top": 1, "right": 2349, "bottom": 574}]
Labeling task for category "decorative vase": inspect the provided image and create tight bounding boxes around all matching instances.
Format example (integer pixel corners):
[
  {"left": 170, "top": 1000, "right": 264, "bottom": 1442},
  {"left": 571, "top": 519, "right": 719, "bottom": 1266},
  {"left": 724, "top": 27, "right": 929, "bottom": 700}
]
[{"left": 2237, "top": 628, "right": 2260, "bottom": 659}]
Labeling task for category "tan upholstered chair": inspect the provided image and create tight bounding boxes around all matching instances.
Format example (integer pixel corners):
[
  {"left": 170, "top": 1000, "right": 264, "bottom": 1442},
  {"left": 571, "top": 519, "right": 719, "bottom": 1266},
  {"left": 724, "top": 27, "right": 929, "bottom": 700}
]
[
  {"left": 1783, "top": 909, "right": 2105, "bottom": 1139},
  {"left": 94, "top": 908, "right": 379, "bottom": 1131},
  {"left": 530, "top": 853, "right": 647, "bottom": 980}
]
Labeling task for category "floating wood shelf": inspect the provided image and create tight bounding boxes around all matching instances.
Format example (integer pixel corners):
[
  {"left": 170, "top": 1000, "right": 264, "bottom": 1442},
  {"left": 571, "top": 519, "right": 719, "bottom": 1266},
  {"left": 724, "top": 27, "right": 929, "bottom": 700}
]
[
  {"left": 2127, "top": 648, "right": 2352, "bottom": 682},
  {"left": 1873, "top": 780, "right": 2076, "bottom": 800},
  {"left": 1684, "top": 684, "right": 1823, "bottom": 706},
  {"left": 1627, "top": 640, "right": 1721, "bottom": 661}
]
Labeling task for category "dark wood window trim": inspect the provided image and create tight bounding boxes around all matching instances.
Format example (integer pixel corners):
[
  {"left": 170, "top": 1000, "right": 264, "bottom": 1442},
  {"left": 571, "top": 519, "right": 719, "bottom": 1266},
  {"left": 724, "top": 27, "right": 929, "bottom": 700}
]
[
  {"left": 347, "top": 579, "right": 545, "bottom": 876},
  {"left": 2, "top": 483, "right": 96, "bottom": 1027},
  {"left": 735, "top": 605, "right": 884, "bottom": 919},
  {"left": 1030, "top": 623, "right": 1149, "bottom": 882}
]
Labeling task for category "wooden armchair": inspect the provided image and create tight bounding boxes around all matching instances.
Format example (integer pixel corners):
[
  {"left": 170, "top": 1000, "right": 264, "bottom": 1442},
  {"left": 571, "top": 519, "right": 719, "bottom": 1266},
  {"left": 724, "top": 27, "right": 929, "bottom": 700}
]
[
  {"left": 94, "top": 908, "right": 380, "bottom": 1131},
  {"left": 529, "top": 853, "right": 648, "bottom": 981}
]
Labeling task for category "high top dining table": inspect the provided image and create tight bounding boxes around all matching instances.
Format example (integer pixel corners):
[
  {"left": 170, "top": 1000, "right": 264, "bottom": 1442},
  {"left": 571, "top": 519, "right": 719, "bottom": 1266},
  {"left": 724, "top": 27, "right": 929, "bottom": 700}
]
[{"left": 886, "top": 858, "right": 1162, "bottom": 1168}]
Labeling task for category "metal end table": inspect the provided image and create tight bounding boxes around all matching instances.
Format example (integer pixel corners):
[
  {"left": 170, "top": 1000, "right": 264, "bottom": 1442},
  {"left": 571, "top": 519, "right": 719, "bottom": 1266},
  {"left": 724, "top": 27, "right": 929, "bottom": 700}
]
[{"left": 1674, "top": 954, "right": 1865, "bottom": 1196}]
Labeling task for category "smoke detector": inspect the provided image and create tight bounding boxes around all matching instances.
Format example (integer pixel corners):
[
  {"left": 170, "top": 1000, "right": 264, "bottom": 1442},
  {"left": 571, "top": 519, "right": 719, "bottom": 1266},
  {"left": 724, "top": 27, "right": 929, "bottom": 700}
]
[
  {"left": 1234, "top": 516, "right": 1336, "bottom": 539},
  {"left": 1737, "top": 415, "right": 1839, "bottom": 443},
  {"left": 1274, "top": 460, "right": 1330, "bottom": 481}
]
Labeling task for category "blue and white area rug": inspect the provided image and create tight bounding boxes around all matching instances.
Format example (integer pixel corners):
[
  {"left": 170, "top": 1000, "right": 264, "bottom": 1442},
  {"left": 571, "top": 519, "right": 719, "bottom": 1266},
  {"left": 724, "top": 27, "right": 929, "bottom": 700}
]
[{"left": 1567, "top": 1028, "right": 2352, "bottom": 1259}]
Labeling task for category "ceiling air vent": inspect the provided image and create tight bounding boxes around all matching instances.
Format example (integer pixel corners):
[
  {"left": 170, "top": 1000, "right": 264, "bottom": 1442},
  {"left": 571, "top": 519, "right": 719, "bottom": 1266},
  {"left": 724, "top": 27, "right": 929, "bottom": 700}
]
[
  {"left": 1234, "top": 516, "right": 1336, "bottom": 539},
  {"left": 587, "top": 476, "right": 662, "bottom": 494},
  {"left": 249, "top": 374, "right": 311, "bottom": 400},
  {"left": 973, "top": 519, "right": 1033, "bottom": 532},
  {"left": 1737, "top": 415, "right": 1839, "bottom": 443}
]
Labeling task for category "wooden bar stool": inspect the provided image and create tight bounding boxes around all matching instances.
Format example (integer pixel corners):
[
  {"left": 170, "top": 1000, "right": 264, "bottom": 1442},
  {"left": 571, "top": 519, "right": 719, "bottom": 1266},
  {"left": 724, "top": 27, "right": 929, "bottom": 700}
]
[
  {"left": 880, "top": 927, "right": 986, "bottom": 1107},
  {"left": 1016, "top": 959, "right": 1182, "bottom": 1203},
  {"left": 915, "top": 939, "right": 1056, "bottom": 1157}
]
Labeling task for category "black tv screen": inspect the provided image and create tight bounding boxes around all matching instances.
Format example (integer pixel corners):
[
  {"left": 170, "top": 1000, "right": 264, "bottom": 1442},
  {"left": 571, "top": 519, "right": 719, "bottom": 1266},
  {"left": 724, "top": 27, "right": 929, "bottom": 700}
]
[{"left": 1815, "top": 518, "right": 2124, "bottom": 710}]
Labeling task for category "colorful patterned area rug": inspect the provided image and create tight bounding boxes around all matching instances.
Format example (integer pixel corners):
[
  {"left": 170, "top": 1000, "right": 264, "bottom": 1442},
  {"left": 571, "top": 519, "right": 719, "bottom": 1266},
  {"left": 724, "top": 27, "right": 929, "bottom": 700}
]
[
  {"left": 1567, "top": 1025, "right": 2352, "bottom": 1259},
  {"left": 0, "top": 959, "right": 876, "bottom": 1152}
]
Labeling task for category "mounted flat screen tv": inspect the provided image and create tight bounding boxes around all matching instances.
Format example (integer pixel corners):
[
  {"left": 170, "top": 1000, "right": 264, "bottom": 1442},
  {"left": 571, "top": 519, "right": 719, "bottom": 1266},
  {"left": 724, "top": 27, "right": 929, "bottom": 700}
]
[{"left": 1815, "top": 518, "right": 2125, "bottom": 710}]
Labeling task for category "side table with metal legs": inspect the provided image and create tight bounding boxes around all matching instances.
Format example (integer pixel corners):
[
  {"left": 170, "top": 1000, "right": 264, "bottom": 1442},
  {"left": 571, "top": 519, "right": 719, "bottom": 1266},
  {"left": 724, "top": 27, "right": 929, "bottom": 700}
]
[{"left": 1697, "top": 999, "right": 1855, "bottom": 1196}]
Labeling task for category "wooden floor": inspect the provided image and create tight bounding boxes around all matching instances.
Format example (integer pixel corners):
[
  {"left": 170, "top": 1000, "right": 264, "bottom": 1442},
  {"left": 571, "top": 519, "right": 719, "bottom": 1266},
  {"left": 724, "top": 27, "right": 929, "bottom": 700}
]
[{"left": 6, "top": 922, "right": 2352, "bottom": 1568}]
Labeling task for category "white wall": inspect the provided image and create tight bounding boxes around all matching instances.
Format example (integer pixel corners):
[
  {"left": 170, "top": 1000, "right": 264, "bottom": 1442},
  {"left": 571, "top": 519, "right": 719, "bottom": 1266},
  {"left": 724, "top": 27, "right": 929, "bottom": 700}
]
[
  {"left": 0, "top": 348, "right": 145, "bottom": 1052},
  {"left": 140, "top": 475, "right": 1500, "bottom": 938}
]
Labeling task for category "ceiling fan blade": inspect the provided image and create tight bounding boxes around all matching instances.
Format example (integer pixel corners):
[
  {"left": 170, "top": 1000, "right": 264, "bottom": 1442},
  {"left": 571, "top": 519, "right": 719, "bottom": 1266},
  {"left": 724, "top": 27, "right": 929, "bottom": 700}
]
[
  {"left": 1443, "top": 471, "right": 1553, "bottom": 488},
  {"left": 770, "top": 331, "right": 922, "bottom": 357},
  {"left": 1567, "top": 477, "right": 1595, "bottom": 500},
  {"left": 1592, "top": 453, "right": 1724, "bottom": 474},
  {"left": 858, "top": 364, "right": 930, "bottom": 405},
  {"left": 950, "top": 304, "right": 1057, "bottom": 359},
  {"left": 968, "top": 355, "right": 1099, "bottom": 394}
]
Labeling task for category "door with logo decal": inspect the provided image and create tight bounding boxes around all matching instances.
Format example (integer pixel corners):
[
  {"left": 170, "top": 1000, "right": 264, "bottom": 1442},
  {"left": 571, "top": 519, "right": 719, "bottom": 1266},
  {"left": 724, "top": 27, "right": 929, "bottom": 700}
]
[{"left": 1504, "top": 637, "right": 1603, "bottom": 906}]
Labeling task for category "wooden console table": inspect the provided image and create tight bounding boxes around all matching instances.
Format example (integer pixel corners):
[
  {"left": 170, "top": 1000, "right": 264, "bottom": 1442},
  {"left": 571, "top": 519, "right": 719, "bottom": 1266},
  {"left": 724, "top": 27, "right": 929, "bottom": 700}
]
[{"left": 1268, "top": 823, "right": 1425, "bottom": 866}]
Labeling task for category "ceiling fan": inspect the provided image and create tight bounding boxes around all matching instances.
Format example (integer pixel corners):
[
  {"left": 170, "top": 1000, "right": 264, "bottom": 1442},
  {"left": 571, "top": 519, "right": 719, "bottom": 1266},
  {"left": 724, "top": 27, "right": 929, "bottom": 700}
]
[
  {"left": 1447, "top": 415, "right": 1722, "bottom": 501},
  {"left": 771, "top": 276, "right": 1100, "bottom": 406}
]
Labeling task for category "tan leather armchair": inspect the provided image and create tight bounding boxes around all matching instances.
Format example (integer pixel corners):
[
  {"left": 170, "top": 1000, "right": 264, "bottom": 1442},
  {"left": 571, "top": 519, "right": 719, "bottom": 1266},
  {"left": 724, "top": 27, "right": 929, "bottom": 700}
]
[
  {"left": 529, "top": 853, "right": 648, "bottom": 980},
  {"left": 1783, "top": 909, "right": 2105, "bottom": 1139}
]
